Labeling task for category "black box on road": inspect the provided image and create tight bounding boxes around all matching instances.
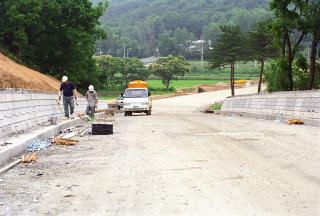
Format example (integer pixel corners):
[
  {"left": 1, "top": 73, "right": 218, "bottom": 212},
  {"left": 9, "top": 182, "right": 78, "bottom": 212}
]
[{"left": 92, "top": 122, "right": 113, "bottom": 135}]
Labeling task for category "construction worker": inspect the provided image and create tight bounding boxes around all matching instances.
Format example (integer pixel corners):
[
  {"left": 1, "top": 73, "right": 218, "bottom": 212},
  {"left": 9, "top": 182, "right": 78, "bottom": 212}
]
[
  {"left": 58, "top": 76, "right": 77, "bottom": 119},
  {"left": 85, "top": 85, "right": 98, "bottom": 119}
]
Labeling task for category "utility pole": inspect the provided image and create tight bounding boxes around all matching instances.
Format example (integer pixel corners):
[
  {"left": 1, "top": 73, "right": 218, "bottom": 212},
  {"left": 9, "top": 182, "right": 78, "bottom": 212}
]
[
  {"left": 123, "top": 43, "right": 126, "bottom": 58},
  {"left": 308, "top": 42, "right": 310, "bottom": 64},
  {"left": 201, "top": 41, "right": 204, "bottom": 62}
]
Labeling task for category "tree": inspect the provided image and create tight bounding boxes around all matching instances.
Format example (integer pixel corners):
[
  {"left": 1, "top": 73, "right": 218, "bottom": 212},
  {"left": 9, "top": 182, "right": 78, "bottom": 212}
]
[
  {"left": 207, "top": 25, "right": 245, "bottom": 96},
  {"left": 95, "top": 56, "right": 148, "bottom": 89},
  {"left": 95, "top": 55, "right": 124, "bottom": 89},
  {"left": 149, "top": 55, "right": 190, "bottom": 89},
  {"left": 203, "top": 23, "right": 221, "bottom": 43},
  {"left": 305, "top": 2, "right": 320, "bottom": 89},
  {"left": 122, "top": 57, "right": 150, "bottom": 87},
  {"left": 0, "top": 0, "right": 108, "bottom": 91},
  {"left": 248, "top": 21, "right": 279, "bottom": 93},
  {"left": 270, "top": 0, "right": 309, "bottom": 90}
]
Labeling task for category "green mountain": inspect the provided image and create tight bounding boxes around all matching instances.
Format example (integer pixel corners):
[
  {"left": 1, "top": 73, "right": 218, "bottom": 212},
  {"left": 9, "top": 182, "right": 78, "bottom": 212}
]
[{"left": 98, "top": 0, "right": 272, "bottom": 58}]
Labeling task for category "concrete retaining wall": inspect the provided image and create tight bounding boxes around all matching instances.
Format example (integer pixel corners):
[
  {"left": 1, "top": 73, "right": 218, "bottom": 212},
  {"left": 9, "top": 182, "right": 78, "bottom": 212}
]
[
  {"left": 222, "top": 90, "right": 320, "bottom": 122},
  {"left": 0, "top": 89, "right": 108, "bottom": 139}
]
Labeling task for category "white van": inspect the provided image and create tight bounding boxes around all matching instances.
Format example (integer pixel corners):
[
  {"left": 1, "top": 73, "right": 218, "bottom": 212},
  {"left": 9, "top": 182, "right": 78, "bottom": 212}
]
[{"left": 122, "top": 88, "right": 152, "bottom": 116}]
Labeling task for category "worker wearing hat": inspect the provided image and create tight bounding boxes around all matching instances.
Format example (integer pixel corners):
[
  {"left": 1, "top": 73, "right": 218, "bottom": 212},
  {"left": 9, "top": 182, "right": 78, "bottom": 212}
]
[
  {"left": 58, "top": 76, "right": 77, "bottom": 119},
  {"left": 85, "top": 85, "right": 98, "bottom": 119}
]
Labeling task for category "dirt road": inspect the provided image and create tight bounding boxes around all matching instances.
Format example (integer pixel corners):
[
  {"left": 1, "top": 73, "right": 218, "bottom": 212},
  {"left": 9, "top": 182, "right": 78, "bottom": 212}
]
[{"left": 1, "top": 87, "right": 319, "bottom": 216}]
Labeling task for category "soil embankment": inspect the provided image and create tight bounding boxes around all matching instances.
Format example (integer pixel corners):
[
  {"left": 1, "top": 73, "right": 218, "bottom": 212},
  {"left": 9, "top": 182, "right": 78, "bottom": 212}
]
[{"left": 0, "top": 53, "right": 60, "bottom": 92}]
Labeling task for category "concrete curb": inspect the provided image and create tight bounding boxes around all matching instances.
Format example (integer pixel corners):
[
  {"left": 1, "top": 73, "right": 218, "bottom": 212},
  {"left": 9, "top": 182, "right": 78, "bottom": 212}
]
[
  {"left": 221, "top": 111, "right": 320, "bottom": 127},
  {"left": 0, "top": 118, "right": 87, "bottom": 166}
]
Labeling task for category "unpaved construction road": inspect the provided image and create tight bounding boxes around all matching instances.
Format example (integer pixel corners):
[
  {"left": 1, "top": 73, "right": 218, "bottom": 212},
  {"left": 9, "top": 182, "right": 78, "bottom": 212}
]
[{"left": 1, "top": 87, "right": 319, "bottom": 216}]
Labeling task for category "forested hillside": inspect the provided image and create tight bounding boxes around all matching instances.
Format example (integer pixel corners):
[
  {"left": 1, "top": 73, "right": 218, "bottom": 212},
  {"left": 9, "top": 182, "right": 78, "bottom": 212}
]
[{"left": 97, "top": 0, "right": 271, "bottom": 58}]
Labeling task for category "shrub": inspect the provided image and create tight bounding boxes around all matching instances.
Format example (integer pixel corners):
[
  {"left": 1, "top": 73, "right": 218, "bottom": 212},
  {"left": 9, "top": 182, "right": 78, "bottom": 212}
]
[
  {"left": 293, "top": 54, "right": 308, "bottom": 90},
  {"left": 264, "top": 58, "right": 290, "bottom": 92},
  {"left": 149, "top": 87, "right": 176, "bottom": 93},
  {"left": 211, "top": 102, "right": 223, "bottom": 111}
]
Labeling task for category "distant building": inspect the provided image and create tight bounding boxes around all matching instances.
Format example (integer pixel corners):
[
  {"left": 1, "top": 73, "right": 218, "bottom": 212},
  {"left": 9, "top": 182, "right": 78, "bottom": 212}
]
[{"left": 140, "top": 56, "right": 159, "bottom": 66}]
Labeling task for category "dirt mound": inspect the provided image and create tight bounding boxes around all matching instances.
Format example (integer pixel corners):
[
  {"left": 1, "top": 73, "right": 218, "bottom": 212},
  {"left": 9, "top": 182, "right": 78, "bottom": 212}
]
[{"left": 0, "top": 53, "right": 60, "bottom": 92}]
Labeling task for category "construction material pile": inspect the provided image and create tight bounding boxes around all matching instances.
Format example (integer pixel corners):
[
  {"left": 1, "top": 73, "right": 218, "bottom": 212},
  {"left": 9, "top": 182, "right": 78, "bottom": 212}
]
[{"left": 58, "top": 124, "right": 92, "bottom": 139}]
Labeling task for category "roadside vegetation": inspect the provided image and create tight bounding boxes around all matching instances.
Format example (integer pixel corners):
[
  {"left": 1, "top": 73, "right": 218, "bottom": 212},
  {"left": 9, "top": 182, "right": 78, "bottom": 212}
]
[
  {"left": 211, "top": 102, "right": 223, "bottom": 111},
  {"left": 0, "top": 0, "right": 108, "bottom": 92},
  {"left": 207, "top": 1, "right": 320, "bottom": 95},
  {"left": 0, "top": 0, "right": 318, "bottom": 97}
]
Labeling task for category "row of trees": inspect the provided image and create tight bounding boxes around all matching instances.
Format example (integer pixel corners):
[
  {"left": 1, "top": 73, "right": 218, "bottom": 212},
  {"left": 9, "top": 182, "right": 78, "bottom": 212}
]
[
  {"left": 208, "top": 0, "right": 320, "bottom": 95},
  {"left": 0, "top": 0, "right": 107, "bottom": 91},
  {"left": 95, "top": 55, "right": 190, "bottom": 90},
  {"left": 208, "top": 23, "right": 278, "bottom": 96},
  {"left": 270, "top": 0, "right": 320, "bottom": 90}
]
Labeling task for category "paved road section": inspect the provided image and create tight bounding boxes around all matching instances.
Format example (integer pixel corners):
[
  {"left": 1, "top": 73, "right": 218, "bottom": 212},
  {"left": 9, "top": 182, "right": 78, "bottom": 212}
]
[{"left": 1, "top": 87, "right": 319, "bottom": 216}]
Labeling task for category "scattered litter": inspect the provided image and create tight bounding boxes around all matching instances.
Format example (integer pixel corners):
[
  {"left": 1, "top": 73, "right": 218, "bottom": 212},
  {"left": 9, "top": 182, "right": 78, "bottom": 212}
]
[
  {"left": 49, "top": 116, "right": 58, "bottom": 125},
  {"left": 0, "top": 141, "right": 12, "bottom": 146},
  {"left": 21, "top": 153, "right": 38, "bottom": 163},
  {"left": 27, "top": 139, "right": 52, "bottom": 152},
  {"left": 0, "top": 159, "right": 22, "bottom": 175},
  {"left": 274, "top": 119, "right": 281, "bottom": 123},
  {"left": 64, "top": 194, "right": 75, "bottom": 198},
  {"left": 288, "top": 119, "right": 304, "bottom": 125},
  {"left": 54, "top": 138, "right": 79, "bottom": 146},
  {"left": 58, "top": 124, "right": 91, "bottom": 139}
]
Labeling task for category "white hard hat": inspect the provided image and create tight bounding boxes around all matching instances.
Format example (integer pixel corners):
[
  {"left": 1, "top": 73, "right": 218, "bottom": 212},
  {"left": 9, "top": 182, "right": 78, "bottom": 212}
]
[
  {"left": 88, "top": 85, "right": 94, "bottom": 91},
  {"left": 62, "top": 76, "right": 68, "bottom": 82}
]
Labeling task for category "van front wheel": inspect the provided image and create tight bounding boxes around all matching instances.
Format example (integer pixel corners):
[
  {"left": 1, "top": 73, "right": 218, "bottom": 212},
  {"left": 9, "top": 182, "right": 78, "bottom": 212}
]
[
  {"left": 124, "top": 111, "right": 131, "bottom": 116},
  {"left": 146, "top": 109, "right": 152, "bottom": 116}
]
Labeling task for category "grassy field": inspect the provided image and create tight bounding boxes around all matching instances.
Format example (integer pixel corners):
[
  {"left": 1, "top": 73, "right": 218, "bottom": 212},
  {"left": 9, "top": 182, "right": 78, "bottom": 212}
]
[
  {"left": 148, "top": 80, "right": 221, "bottom": 89},
  {"left": 187, "top": 61, "right": 259, "bottom": 80}
]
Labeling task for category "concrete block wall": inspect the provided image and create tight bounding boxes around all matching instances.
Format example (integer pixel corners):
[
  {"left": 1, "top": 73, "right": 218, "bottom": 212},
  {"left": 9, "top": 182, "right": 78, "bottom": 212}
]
[
  {"left": 0, "top": 89, "right": 109, "bottom": 138},
  {"left": 222, "top": 90, "right": 320, "bottom": 119}
]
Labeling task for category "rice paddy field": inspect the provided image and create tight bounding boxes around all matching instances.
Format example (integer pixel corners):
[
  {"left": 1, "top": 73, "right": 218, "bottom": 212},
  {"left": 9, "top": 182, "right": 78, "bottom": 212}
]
[{"left": 99, "top": 61, "right": 260, "bottom": 99}]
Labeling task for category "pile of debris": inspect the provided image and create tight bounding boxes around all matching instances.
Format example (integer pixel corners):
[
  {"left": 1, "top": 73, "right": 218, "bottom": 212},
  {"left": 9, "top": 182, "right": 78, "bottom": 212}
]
[
  {"left": 53, "top": 138, "right": 79, "bottom": 146},
  {"left": 58, "top": 124, "right": 92, "bottom": 139}
]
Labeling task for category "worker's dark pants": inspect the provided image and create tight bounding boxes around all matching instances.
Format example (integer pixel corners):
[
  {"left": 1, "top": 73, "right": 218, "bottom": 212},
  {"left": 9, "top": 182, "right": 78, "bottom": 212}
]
[
  {"left": 86, "top": 104, "right": 96, "bottom": 118},
  {"left": 63, "top": 96, "right": 74, "bottom": 118}
]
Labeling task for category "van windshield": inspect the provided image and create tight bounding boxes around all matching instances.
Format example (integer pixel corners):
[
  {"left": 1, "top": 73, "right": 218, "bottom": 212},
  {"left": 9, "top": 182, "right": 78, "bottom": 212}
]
[{"left": 124, "top": 89, "right": 148, "bottom": 98}]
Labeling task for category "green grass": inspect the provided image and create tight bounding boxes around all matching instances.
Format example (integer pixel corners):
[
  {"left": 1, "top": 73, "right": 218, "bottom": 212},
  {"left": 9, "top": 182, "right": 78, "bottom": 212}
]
[
  {"left": 211, "top": 102, "right": 223, "bottom": 111},
  {"left": 148, "top": 80, "right": 221, "bottom": 89},
  {"left": 187, "top": 61, "right": 259, "bottom": 80}
]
